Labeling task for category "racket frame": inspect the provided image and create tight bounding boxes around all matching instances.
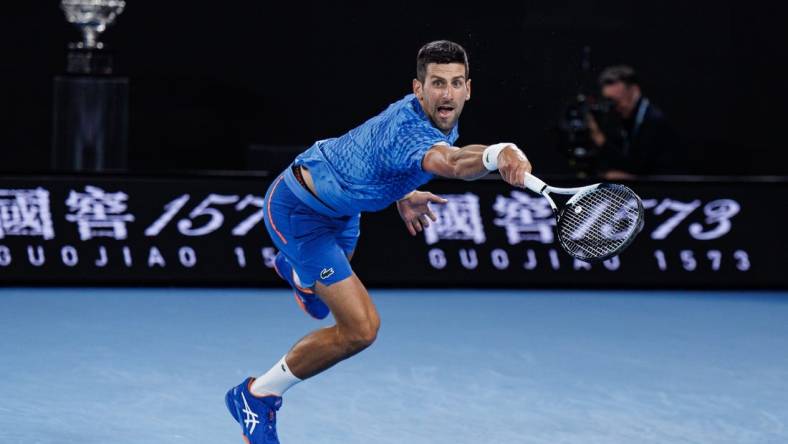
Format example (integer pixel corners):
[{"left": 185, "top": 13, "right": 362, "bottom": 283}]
[
  {"left": 523, "top": 173, "right": 643, "bottom": 262},
  {"left": 524, "top": 172, "right": 599, "bottom": 210}
]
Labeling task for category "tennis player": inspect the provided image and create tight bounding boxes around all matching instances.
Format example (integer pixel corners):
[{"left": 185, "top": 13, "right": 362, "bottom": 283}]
[{"left": 225, "top": 40, "right": 533, "bottom": 443}]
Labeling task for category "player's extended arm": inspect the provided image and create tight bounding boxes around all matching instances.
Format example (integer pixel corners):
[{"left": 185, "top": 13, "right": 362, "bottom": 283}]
[{"left": 422, "top": 143, "right": 533, "bottom": 187}]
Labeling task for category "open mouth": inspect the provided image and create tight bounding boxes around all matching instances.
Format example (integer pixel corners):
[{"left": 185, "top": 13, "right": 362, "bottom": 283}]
[{"left": 436, "top": 105, "right": 455, "bottom": 119}]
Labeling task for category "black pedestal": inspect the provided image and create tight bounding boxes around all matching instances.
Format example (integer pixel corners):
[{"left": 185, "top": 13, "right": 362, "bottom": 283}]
[{"left": 51, "top": 49, "right": 129, "bottom": 172}]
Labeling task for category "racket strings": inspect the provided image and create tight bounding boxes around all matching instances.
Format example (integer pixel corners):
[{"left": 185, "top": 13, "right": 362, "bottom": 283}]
[
  {"left": 558, "top": 186, "right": 641, "bottom": 259},
  {"left": 572, "top": 192, "right": 637, "bottom": 237},
  {"left": 562, "top": 191, "right": 639, "bottom": 254}
]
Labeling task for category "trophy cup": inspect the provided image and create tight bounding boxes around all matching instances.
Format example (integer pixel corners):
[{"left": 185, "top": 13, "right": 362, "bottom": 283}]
[
  {"left": 53, "top": 0, "right": 129, "bottom": 172},
  {"left": 61, "top": 0, "right": 126, "bottom": 50}
]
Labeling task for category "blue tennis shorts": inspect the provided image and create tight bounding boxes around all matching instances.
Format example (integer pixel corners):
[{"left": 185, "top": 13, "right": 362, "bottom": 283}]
[{"left": 262, "top": 167, "right": 360, "bottom": 287}]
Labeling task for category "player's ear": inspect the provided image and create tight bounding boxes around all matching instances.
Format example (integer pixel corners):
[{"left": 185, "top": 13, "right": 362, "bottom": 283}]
[
  {"left": 466, "top": 78, "right": 471, "bottom": 101},
  {"left": 413, "top": 78, "right": 423, "bottom": 100}
]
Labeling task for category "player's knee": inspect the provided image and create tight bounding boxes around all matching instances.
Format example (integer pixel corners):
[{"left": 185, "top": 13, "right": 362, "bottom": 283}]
[
  {"left": 353, "top": 321, "right": 379, "bottom": 350},
  {"left": 343, "top": 317, "right": 379, "bottom": 353},
  {"left": 363, "top": 315, "right": 381, "bottom": 345}
]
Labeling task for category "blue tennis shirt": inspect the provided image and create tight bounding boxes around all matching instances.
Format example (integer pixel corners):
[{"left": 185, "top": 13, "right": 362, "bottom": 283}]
[{"left": 291, "top": 94, "right": 459, "bottom": 215}]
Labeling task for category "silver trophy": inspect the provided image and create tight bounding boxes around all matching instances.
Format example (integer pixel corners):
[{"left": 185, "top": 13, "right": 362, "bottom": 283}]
[{"left": 61, "top": 0, "right": 126, "bottom": 49}]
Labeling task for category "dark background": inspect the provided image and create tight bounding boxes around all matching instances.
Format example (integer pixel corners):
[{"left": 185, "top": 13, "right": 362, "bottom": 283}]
[{"left": 2, "top": 1, "right": 786, "bottom": 175}]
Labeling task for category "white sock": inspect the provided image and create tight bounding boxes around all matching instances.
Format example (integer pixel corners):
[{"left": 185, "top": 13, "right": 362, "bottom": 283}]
[{"left": 250, "top": 354, "right": 301, "bottom": 397}]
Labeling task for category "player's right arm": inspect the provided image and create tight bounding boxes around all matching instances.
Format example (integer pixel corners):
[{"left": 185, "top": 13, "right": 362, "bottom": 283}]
[{"left": 422, "top": 143, "right": 533, "bottom": 187}]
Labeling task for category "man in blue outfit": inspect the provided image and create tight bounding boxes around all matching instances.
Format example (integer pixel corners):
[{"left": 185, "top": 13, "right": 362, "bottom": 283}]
[{"left": 226, "top": 40, "right": 533, "bottom": 443}]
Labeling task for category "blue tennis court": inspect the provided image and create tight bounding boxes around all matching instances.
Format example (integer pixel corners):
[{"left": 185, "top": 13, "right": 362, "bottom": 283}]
[{"left": 1, "top": 288, "right": 786, "bottom": 444}]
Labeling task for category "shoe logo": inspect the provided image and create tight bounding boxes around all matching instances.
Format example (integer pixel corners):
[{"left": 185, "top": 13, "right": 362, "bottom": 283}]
[
  {"left": 320, "top": 268, "right": 335, "bottom": 280},
  {"left": 241, "top": 392, "right": 260, "bottom": 435}
]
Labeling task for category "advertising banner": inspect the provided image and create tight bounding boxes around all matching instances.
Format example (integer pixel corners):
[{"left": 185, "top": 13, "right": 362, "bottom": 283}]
[{"left": 0, "top": 174, "right": 784, "bottom": 288}]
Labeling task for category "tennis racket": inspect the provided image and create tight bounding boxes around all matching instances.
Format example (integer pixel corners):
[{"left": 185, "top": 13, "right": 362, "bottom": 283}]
[{"left": 523, "top": 173, "right": 644, "bottom": 262}]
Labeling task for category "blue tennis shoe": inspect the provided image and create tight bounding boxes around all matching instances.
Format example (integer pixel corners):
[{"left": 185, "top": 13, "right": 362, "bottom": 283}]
[{"left": 225, "top": 377, "right": 282, "bottom": 444}]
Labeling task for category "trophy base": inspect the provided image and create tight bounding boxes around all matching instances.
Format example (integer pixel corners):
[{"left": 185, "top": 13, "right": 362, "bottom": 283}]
[
  {"left": 66, "top": 48, "right": 115, "bottom": 75},
  {"left": 52, "top": 75, "right": 129, "bottom": 172}
]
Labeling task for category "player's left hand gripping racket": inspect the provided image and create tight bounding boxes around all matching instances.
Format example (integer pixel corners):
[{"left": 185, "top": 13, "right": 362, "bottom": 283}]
[{"left": 522, "top": 173, "right": 644, "bottom": 262}]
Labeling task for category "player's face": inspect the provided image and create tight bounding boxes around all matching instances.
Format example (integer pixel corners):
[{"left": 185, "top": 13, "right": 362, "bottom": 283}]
[
  {"left": 602, "top": 81, "right": 640, "bottom": 118},
  {"left": 413, "top": 63, "right": 471, "bottom": 133}
]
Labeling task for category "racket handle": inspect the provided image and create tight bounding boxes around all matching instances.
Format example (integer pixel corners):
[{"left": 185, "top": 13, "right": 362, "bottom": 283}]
[{"left": 523, "top": 173, "right": 547, "bottom": 194}]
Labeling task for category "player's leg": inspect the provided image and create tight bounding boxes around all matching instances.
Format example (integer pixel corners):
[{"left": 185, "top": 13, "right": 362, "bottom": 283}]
[
  {"left": 230, "top": 269, "right": 378, "bottom": 443},
  {"left": 227, "top": 179, "right": 373, "bottom": 443},
  {"left": 251, "top": 235, "right": 378, "bottom": 391},
  {"left": 283, "top": 273, "right": 379, "bottom": 379},
  {"left": 278, "top": 213, "right": 367, "bottom": 378}
]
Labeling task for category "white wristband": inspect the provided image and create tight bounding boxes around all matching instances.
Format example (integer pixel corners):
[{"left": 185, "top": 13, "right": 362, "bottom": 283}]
[{"left": 482, "top": 143, "right": 517, "bottom": 171}]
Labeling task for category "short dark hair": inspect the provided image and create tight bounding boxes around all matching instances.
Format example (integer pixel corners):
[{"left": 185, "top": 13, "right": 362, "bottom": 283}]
[
  {"left": 599, "top": 65, "right": 639, "bottom": 86},
  {"left": 416, "top": 40, "right": 469, "bottom": 83}
]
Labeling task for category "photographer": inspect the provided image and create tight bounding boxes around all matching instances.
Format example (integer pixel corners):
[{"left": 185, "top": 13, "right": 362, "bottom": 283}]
[{"left": 587, "top": 65, "right": 680, "bottom": 179}]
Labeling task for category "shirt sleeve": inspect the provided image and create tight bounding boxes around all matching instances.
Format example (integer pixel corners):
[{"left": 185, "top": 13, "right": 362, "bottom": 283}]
[{"left": 394, "top": 121, "right": 449, "bottom": 173}]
